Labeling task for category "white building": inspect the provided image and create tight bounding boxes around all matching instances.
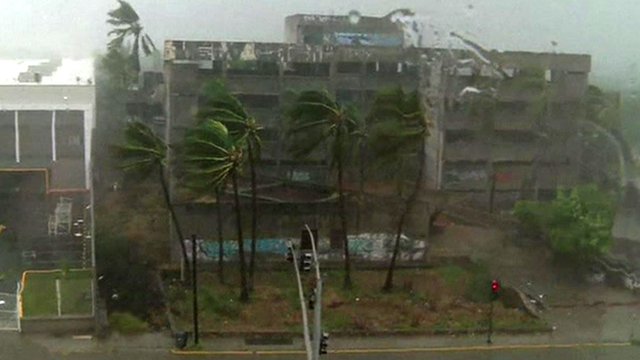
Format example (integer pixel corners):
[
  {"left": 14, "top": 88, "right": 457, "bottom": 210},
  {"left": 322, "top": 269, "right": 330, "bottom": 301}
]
[{"left": 0, "top": 59, "right": 95, "bottom": 192}]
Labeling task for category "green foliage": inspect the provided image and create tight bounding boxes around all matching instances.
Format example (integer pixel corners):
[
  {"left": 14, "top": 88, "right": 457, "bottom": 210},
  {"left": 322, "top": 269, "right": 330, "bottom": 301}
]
[
  {"left": 198, "top": 80, "right": 263, "bottom": 162},
  {"left": 437, "top": 265, "right": 466, "bottom": 286},
  {"left": 514, "top": 185, "right": 615, "bottom": 262},
  {"left": 107, "top": 0, "right": 156, "bottom": 73},
  {"left": 464, "top": 263, "right": 492, "bottom": 304},
  {"left": 109, "top": 312, "right": 149, "bottom": 334},
  {"left": 585, "top": 85, "right": 622, "bottom": 131},
  {"left": 114, "top": 121, "right": 166, "bottom": 178},
  {"left": 183, "top": 120, "right": 242, "bottom": 190},
  {"left": 200, "top": 287, "right": 242, "bottom": 319},
  {"left": 507, "top": 67, "right": 546, "bottom": 91},
  {"left": 286, "top": 90, "right": 358, "bottom": 164},
  {"left": 513, "top": 200, "right": 551, "bottom": 238}
]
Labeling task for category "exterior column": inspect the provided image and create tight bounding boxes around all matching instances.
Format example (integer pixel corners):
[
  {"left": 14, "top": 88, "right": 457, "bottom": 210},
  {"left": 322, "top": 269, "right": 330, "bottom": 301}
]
[
  {"left": 52, "top": 111, "right": 57, "bottom": 161},
  {"left": 14, "top": 111, "right": 20, "bottom": 163}
]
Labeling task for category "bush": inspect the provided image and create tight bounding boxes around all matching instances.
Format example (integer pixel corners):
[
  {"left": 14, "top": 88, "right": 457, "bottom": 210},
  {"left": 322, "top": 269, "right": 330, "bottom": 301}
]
[
  {"left": 513, "top": 200, "right": 551, "bottom": 238},
  {"left": 464, "top": 263, "right": 492, "bottom": 304},
  {"left": 109, "top": 312, "right": 149, "bottom": 334},
  {"left": 513, "top": 185, "right": 614, "bottom": 262}
]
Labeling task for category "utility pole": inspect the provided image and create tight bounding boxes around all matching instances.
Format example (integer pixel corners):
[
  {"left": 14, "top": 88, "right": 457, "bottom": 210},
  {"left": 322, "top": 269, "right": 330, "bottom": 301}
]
[
  {"left": 191, "top": 234, "right": 199, "bottom": 345},
  {"left": 487, "top": 279, "right": 500, "bottom": 344},
  {"left": 288, "top": 241, "right": 313, "bottom": 360},
  {"left": 305, "top": 224, "right": 323, "bottom": 360}
]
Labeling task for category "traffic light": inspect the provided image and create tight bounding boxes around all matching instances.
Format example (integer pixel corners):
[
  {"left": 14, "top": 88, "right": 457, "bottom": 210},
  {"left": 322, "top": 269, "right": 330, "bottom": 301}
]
[
  {"left": 308, "top": 288, "right": 317, "bottom": 310},
  {"left": 490, "top": 279, "right": 501, "bottom": 300},
  {"left": 286, "top": 247, "right": 293, "bottom": 263},
  {"left": 319, "top": 331, "right": 329, "bottom": 355},
  {"left": 301, "top": 253, "right": 313, "bottom": 272}
]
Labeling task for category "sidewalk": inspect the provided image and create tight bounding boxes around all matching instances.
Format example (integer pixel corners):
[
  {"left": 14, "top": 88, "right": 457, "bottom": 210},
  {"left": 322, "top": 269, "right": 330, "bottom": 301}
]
[{"left": 22, "top": 323, "right": 638, "bottom": 356}]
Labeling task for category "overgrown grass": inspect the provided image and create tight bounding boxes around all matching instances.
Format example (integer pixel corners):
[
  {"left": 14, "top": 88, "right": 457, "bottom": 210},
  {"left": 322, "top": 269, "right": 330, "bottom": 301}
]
[
  {"left": 109, "top": 312, "right": 149, "bottom": 334},
  {"left": 167, "top": 266, "right": 546, "bottom": 333}
]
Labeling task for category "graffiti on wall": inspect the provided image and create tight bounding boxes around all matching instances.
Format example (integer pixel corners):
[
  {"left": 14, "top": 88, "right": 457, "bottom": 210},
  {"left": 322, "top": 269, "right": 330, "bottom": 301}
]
[
  {"left": 330, "top": 32, "right": 403, "bottom": 47},
  {"left": 184, "top": 233, "right": 426, "bottom": 262}
]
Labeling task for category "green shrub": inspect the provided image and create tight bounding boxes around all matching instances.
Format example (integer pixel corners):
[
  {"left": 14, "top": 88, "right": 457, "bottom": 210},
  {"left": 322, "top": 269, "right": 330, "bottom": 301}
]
[
  {"left": 513, "top": 200, "right": 550, "bottom": 238},
  {"left": 514, "top": 185, "right": 614, "bottom": 262},
  {"left": 109, "top": 312, "right": 149, "bottom": 334}
]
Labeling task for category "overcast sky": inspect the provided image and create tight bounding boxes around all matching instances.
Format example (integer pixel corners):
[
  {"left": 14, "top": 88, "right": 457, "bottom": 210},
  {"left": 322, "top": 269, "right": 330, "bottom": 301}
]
[{"left": 1, "top": 0, "right": 638, "bottom": 87}]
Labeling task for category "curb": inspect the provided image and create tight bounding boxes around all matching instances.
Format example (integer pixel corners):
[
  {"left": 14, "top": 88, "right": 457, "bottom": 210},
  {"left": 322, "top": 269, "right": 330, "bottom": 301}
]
[{"left": 170, "top": 341, "right": 633, "bottom": 356}]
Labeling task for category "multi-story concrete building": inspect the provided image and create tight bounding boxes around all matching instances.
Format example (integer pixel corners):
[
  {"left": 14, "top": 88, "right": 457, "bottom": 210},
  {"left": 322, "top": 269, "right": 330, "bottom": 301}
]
[
  {"left": 163, "top": 12, "right": 591, "bottom": 210},
  {"left": 0, "top": 58, "right": 95, "bottom": 269}
]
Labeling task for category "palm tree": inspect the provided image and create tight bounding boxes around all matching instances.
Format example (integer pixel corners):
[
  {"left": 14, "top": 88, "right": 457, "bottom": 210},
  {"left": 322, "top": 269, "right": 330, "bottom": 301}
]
[
  {"left": 368, "top": 88, "right": 429, "bottom": 292},
  {"left": 107, "top": 0, "right": 156, "bottom": 75},
  {"left": 115, "top": 121, "right": 190, "bottom": 276},
  {"left": 184, "top": 120, "right": 250, "bottom": 302},
  {"left": 198, "top": 81, "right": 262, "bottom": 289},
  {"left": 215, "top": 186, "right": 225, "bottom": 284},
  {"left": 287, "top": 90, "right": 358, "bottom": 289}
]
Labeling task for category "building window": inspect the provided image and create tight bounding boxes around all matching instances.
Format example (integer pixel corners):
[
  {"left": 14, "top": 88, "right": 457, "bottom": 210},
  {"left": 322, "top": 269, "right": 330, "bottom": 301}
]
[
  {"left": 284, "top": 62, "right": 330, "bottom": 77},
  {"left": 336, "top": 62, "right": 362, "bottom": 74},
  {"left": 365, "top": 62, "right": 400, "bottom": 74},
  {"left": 227, "top": 60, "right": 279, "bottom": 76},
  {"left": 336, "top": 89, "right": 361, "bottom": 104},
  {"left": 235, "top": 94, "right": 279, "bottom": 108}
]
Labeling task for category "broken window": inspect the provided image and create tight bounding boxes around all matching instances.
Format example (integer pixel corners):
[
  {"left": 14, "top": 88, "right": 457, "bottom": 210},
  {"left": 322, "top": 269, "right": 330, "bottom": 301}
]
[
  {"left": 445, "top": 130, "right": 476, "bottom": 143},
  {"left": 227, "top": 60, "right": 279, "bottom": 76},
  {"left": 284, "top": 62, "right": 330, "bottom": 77},
  {"left": 365, "top": 62, "right": 398, "bottom": 74},
  {"left": 336, "top": 61, "right": 362, "bottom": 74},
  {"left": 235, "top": 94, "right": 279, "bottom": 108}
]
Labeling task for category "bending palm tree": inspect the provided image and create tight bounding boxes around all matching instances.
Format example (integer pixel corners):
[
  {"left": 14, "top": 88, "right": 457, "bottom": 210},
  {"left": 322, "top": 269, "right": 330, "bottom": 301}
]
[
  {"left": 107, "top": 0, "right": 156, "bottom": 74},
  {"left": 184, "top": 120, "right": 250, "bottom": 302},
  {"left": 198, "top": 81, "right": 262, "bottom": 289},
  {"left": 287, "top": 90, "right": 358, "bottom": 289},
  {"left": 115, "top": 121, "right": 190, "bottom": 275},
  {"left": 368, "top": 88, "right": 429, "bottom": 292}
]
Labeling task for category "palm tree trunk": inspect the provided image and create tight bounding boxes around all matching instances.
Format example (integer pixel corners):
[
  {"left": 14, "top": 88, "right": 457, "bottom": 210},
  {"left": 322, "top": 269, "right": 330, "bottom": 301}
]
[
  {"left": 215, "top": 187, "right": 225, "bottom": 284},
  {"left": 232, "top": 171, "right": 249, "bottom": 302},
  {"left": 356, "top": 143, "right": 365, "bottom": 234},
  {"left": 337, "top": 128, "right": 352, "bottom": 289},
  {"left": 247, "top": 142, "right": 258, "bottom": 291},
  {"left": 158, "top": 166, "right": 190, "bottom": 277},
  {"left": 383, "top": 139, "right": 426, "bottom": 292}
]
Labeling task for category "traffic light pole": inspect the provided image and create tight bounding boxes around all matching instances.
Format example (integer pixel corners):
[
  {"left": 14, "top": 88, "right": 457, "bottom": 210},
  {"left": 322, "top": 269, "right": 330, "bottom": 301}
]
[
  {"left": 487, "top": 299, "right": 493, "bottom": 344},
  {"left": 288, "top": 241, "right": 313, "bottom": 360},
  {"left": 305, "top": 224, "right": 322, "bottom": 360}
]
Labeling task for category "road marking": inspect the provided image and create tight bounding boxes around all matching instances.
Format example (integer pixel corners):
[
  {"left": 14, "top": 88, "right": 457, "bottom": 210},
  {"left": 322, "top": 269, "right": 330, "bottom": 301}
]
[{"left": 170, "top": 341, "right": 632, "bottom": 356}]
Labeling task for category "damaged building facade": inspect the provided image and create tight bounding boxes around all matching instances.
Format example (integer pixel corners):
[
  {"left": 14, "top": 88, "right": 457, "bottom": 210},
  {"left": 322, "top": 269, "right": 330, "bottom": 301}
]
[{"left": 160, "top": 13, "right": 592, "bottom": 217}]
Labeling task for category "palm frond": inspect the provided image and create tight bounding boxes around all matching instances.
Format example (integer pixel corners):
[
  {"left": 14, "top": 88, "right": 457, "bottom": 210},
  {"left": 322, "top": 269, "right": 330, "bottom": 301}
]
[
  {"left": 198, "top": 81, "right": 253, "bottom": 141},
  {"left": 114, "top": 121, "right": 166, "bottom": 176},
  {"left": 183, "top": 120, "right": 243, "bottom": 193},
  {"left": 107, "top": 0, "right": 140, "bottom": 25},
  {"left": 144, "top": 34, "right": 157, "bottom": 52},
  {"left": 141, "top": 35, "right": 152, "bottom": 56}
]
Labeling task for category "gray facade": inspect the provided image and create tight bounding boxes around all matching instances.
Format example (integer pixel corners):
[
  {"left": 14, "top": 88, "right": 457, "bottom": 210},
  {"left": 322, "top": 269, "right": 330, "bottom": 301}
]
[{"left": 163, "top": 14, "right": 592, "bottom": 207}]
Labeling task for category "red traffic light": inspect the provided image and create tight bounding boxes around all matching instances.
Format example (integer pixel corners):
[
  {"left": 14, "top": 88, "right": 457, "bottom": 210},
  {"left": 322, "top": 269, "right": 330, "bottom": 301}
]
[{"left": 491, "top": 279, "right": 501, "bottom": 294}]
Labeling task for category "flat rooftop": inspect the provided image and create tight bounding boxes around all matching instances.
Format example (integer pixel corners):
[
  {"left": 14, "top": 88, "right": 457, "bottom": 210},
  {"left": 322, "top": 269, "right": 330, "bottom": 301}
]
[{"left": 0, "top": 59, "right": 93, "bottom": 86}]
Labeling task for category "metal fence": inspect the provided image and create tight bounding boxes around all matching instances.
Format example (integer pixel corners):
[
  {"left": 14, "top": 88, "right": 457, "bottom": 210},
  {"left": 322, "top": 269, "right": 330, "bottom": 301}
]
[{"left": 0, "top": 287, "right": 20, "bottom": 331}]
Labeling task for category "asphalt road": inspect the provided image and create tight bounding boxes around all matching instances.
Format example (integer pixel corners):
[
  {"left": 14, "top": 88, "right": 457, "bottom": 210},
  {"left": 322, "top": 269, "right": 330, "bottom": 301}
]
[
  {"left": 3, "top": 343, "right": 640, "bottom": 360},
  {"left": 52, "top": 347, "right": 640, "bottom": 360},
  {"left": 2, "top": 332, "right": 640, "bottom": 360}
]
